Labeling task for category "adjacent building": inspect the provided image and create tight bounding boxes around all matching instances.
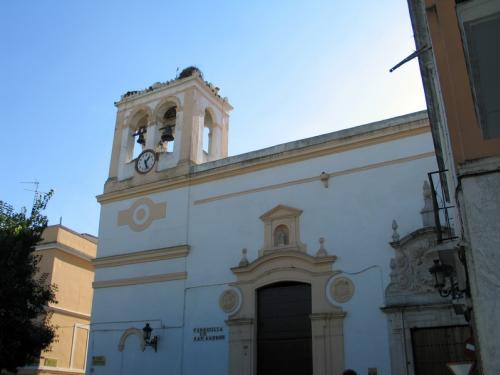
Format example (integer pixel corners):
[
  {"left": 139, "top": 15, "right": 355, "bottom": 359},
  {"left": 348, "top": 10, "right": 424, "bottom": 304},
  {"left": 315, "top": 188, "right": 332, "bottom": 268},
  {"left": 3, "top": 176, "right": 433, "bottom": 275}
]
[
  {"left": 86, "top": 68, "right": 474, "bottom": 374},
  {"left": 20, "top": 225, "right": 96, "bottom": 375},
  {"left": 406, "top": 0, "right": 500, "bottom": 373}
]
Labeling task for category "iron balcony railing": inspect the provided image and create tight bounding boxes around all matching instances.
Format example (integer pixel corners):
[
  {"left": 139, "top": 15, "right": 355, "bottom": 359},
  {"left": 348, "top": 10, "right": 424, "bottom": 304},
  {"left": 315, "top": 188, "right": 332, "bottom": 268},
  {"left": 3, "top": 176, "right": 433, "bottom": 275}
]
[{"left": 428, "top": 170, "right": 458, "bottom": 243}]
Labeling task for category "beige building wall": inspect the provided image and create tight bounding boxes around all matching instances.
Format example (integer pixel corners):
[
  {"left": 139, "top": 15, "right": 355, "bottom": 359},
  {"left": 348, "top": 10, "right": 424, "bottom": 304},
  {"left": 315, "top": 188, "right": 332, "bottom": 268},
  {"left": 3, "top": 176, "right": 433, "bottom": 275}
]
[{"left": 20, "top": 225, "right": 96, "bottom": 375}]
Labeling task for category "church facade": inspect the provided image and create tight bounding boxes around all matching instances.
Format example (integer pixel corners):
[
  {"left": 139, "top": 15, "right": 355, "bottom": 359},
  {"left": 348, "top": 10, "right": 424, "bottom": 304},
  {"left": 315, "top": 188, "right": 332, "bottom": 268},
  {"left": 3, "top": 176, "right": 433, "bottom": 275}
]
[{"left": 87, "top": 68, "right": 468, "bottom": 375}]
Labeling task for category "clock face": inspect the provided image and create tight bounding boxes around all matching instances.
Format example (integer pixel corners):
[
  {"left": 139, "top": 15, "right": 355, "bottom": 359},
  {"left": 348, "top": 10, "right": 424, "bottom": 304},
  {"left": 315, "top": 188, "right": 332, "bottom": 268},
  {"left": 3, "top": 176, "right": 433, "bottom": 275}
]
[{"left": 135, "top": 149, "right": 156, "bottom": 174}]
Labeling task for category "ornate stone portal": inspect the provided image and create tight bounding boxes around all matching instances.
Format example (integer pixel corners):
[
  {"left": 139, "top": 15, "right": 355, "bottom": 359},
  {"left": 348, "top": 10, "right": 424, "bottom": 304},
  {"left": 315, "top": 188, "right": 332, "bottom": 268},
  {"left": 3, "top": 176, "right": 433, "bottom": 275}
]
[
  {"left": 386, "top": 227, "right": 441, "bottom": 306},
  {"left": 226, "top": 205, "right": 346, "bottom": 375},
  {"left": 383, "top": 227, "right": 466, "bottom": 375},
  {"left": 383, "top": 183, "right": 467, "bottom": 375}
]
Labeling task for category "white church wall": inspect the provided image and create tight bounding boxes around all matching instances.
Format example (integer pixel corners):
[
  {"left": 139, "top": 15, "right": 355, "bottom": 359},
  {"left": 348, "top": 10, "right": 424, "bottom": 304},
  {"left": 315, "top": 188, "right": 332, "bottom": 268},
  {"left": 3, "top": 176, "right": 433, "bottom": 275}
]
[
  {"left": 97, "top": 188, "right": 190, "bottom": 257},
  {"left": 185, "top": 132, "right": 436, "bottom": 285},
  {"left": 88, "top": 281, "right": 185, "bottom": 375},
  {"left": 337, "top": 268, "right": 391, "bottom": 373},
  {"left": 88, "top": 326, "right": 183, "bottom": 375},
  {"left": 181, "top": 133, "right": 435, "bottom": 373},
  {"left": 91, "top": 280, "right": 185, "bottom": 323},
  {"left": 182, "top": 284, "right": 230, "bottom": 375},
  {"left": 94, "top": 257, "right": 186, "bottom": 282},
  {"left": 89, "top": 125, "right": 437, "bottom": 374}
]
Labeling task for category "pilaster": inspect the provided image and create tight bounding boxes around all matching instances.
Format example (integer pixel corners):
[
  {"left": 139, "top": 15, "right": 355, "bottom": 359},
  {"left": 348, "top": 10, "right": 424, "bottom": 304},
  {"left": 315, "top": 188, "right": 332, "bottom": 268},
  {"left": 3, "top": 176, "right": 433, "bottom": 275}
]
[
  {"left": 174, "top": 86, "right": 194, "bottom": 164},
  {"left": 108, "top": 110, "right": 126, "bottom": 179},
  {"left": 226, "top": 318, "right": 254, "bottom": 375},
  {"left": 145, "top": 120, "right": 159, "bottom": 150},
  {"left": 310, "top": 312, "right": 346, "bottom": 375}
]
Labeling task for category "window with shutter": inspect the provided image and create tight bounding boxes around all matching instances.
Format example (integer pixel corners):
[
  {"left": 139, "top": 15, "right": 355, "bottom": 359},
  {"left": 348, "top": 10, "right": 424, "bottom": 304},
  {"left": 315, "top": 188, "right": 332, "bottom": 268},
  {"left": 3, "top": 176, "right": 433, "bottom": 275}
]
[{"left": 459, "top": 1, "right": 500, "bottom": 139}]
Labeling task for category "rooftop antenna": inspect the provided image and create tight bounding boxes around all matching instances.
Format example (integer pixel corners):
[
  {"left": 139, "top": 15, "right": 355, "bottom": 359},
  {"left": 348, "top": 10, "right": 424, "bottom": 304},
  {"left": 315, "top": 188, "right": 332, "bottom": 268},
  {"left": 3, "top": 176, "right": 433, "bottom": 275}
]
[
  {"left": 176, "top": 67, "right": 180, "bottom": 78},
  {"left": 20, "top": 181, "right": 47, "bottom": 208}
]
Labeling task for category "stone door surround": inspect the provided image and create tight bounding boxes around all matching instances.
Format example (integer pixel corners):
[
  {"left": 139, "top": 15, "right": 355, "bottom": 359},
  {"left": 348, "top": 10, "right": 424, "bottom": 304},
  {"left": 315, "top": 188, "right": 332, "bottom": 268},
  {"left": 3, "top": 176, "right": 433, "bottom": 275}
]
[{"left": 226, "top": 249, "right": 346, "bottom": 375}]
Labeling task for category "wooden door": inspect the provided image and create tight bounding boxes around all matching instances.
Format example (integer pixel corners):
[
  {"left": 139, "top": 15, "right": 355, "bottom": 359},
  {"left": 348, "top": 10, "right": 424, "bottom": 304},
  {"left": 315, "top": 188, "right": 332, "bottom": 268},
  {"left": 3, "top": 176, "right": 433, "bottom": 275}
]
[
  {"left": 257, "top": 282, "right": 312, "bottom": 375},
  {"left": 411, "top": 325, "right": 474, "bottom": 375}
]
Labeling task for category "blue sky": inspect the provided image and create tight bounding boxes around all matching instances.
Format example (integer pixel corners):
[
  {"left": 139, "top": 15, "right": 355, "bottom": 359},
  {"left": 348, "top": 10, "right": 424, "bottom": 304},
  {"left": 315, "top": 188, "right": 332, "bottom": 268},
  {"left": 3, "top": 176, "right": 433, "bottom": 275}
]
[{"left": 0, "top": 1, "right": 426, "bottom": 236}]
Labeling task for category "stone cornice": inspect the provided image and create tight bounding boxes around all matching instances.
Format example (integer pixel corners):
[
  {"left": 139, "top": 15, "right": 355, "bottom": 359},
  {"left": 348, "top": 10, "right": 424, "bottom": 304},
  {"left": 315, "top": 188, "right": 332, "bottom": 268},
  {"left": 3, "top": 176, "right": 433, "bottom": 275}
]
[
  {"left": 225, "top": 318, "right": 254, "bottom": 326},
  {"left": 35, "top": 242, "right": 94, "bottom": 262},
  {"left": 231, "top": 250, "right": 337, "bottom": 275},
  {"left": 43, "top": 224, "right": 97, "bottom": 244},
  {"left": 47, "top": 305, "right": 91, "bottom": 320},
  {"left": 20, "top": 366, "right": 85, "bottom": 374},
  {"left": 98, "top": 116, "right": 431, "bottom": 204},
  {"left": 389, "top": 227, "right": 458, "bottom": 249},
  {"left": 93, "top": 271, "right": 187, "bottom": 289},
  {"left": 310, "top": 312, "right": 347, "bottom": 320},
  {"left": 457, "top": 154, "right": 500, "bottom": 176},
  {"left": 116, "top": 74, "right": 232, "bottom": 111},
  {"left": 93, "top": 245, "right": 190, "bottom": 268},
  {"left": 380, "top": 302, "right": 454, "bottom": 313}
]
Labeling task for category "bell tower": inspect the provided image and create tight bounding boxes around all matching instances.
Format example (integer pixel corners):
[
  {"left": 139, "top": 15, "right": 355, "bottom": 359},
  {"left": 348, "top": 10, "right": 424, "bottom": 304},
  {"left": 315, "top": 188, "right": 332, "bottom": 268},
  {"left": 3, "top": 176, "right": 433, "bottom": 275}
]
[{"left": 105, "top": 67, "right": 232, "bottom": 193}]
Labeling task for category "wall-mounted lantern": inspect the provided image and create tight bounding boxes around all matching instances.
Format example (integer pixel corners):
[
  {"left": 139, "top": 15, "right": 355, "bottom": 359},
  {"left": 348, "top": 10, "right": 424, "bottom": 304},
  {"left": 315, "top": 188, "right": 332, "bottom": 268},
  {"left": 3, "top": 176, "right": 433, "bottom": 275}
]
[
  {"left": 429, "top": 259, "right": 459, "bottom": 297},
  {"left": 429, "top": 247, "right": 472, "bottom": 321},
  {"left": 142, "top": 323, "right": 158, "bottom": 352}
]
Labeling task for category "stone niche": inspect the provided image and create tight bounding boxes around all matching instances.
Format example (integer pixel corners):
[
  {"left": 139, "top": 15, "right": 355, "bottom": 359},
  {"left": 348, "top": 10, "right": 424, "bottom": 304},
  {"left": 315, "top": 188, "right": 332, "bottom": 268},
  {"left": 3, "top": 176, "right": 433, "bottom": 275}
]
[{"left": 259, "top": 205, "right": 306, "bottom": 255}]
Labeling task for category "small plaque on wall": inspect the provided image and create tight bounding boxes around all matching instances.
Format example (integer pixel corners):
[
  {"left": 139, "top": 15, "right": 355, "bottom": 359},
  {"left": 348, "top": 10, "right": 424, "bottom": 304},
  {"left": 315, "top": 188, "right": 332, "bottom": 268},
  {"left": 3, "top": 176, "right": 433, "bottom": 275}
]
[
  {"left": 192, "top": 327, "right": 225, "bottom": 342},
  {"left": 92, "top": 356, "right": 106, "bottom": 366},
  {"left": 43, "top": 358, "right": 57, "bottom": 367}
]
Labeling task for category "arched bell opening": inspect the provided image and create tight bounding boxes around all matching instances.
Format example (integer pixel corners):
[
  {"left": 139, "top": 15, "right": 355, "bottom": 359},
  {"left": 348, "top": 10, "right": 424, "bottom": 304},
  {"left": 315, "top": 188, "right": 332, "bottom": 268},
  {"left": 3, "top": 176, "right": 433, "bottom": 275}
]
[
  {"left": 128, "top": 110, "right": 150, "bottom": 161},
  {"left": 158, "top": 106, "right": 177, "bottom": 153},
  {"left": 203, "top": 109, "right": 214, "bottom": 156}
]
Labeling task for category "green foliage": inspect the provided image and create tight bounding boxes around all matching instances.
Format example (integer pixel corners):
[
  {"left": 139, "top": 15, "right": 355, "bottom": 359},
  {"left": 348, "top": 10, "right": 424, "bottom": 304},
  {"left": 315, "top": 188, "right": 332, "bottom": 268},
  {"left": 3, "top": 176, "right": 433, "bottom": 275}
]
[{"left": 0, "top": 191, "right": 57, "bottom": 372}]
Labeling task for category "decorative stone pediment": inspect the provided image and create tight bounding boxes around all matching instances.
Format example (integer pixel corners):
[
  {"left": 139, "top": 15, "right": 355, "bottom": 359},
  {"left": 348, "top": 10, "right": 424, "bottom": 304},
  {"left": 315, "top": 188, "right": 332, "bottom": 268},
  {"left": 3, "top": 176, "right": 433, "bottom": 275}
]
[
  {"left": 386, "top": 227, "right": 452, "bottom": 306},
  {"left": 231, "top": 250, "right": 337, "bottom": 285},
  {"left": 259, "top": 205, "right": 306, "bottom": 255},
  {"left": 259, "top": 204, "right": 302, "bottom": 220}
]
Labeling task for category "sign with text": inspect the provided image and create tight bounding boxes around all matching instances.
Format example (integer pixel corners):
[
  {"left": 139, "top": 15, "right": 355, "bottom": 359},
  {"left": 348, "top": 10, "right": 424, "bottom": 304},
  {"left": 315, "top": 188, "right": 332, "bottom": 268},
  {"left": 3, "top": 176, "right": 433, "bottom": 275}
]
[
  {"left": 193, "top": 326, "right": 225, "bottom": 342},
  {"left": 92, "top": 356, "right": 106, "bottom": 366}
]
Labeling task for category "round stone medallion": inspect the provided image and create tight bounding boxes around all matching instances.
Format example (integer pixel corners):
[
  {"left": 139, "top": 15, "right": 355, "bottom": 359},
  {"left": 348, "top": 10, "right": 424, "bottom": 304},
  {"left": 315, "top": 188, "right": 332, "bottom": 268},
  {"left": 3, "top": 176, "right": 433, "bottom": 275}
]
[
  {"left": 330, "top": 277, "right": 355, "bottom": 303},
  {"left": 219, "top": 289, "right": 240, "bottom": 314},
  {"left": 132, "top": 204, "right": 150, "bottom": 226}
]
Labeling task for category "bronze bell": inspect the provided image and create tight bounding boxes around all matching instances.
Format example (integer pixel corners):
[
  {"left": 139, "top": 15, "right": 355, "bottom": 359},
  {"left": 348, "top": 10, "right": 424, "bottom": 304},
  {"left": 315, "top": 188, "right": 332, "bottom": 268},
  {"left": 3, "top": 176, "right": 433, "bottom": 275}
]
[
  {"left": 136, "top": 132, "right": 146, "bottom": 145},
  {"left": 133, "top": 128, "right": 147, "bottom": 145},
  {"left": 161, "top": 125, "right": 175, "bottom": 142}
]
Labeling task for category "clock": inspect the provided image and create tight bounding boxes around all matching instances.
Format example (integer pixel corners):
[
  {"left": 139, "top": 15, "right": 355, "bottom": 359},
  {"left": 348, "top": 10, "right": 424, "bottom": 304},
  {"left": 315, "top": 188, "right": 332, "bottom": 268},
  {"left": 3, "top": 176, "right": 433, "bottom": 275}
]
[{"left": 135, "top": 149, "right": 156, "bottom": 174}]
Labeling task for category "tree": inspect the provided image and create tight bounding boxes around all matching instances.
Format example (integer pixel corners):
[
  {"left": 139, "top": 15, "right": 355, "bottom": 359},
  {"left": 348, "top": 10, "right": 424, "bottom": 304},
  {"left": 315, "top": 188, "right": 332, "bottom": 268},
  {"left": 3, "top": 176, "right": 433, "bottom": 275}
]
[{"left": 0, "top": 191, "right": 56, "bottom": 372}]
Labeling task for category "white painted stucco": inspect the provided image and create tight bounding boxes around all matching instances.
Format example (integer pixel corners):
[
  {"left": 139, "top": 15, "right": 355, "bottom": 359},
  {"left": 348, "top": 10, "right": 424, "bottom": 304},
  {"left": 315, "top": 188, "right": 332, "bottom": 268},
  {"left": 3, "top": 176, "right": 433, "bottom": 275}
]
[{"left": 88, "top": 111, "right": 438, "bottom": 375}]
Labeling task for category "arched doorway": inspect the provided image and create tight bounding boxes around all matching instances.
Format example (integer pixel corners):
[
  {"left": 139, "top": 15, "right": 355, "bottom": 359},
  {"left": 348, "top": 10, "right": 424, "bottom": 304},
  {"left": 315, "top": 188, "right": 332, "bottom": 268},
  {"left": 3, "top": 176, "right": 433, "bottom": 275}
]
[
  {"left": 226, "top": 249, "right": 345, "bottom": 375},
  {"left": 257, "top": 282, "right": 312, "bottom": 375}
]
